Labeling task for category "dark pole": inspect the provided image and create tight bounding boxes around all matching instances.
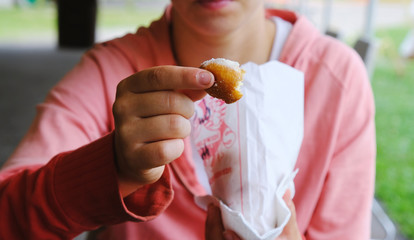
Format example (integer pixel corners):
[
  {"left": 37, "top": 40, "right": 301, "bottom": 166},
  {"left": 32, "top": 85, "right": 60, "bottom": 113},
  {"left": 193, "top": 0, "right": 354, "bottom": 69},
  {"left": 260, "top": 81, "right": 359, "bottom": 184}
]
[{"left": 57, "top": 0, "right": 97, "bottom": 48}]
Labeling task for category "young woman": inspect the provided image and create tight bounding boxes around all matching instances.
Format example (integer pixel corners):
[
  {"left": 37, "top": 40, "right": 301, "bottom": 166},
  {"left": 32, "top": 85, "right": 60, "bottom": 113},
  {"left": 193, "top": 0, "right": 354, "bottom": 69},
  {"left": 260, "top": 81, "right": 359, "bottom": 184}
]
[{"left": 0, "top": 0, "right": 376, "bottom": 239}]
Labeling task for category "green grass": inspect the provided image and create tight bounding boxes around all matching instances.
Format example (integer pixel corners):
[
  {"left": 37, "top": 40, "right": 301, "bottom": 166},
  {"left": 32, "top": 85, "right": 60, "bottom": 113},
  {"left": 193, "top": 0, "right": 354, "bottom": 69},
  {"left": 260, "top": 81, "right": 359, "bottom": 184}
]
[
  {"left": 373, "top": 26, "right": 414, "bottom": 239},
  {"left": 0, "top": 6, "right": 56, "bottom": 38},
  {"left": 96, "top": 7, "right": 163, "bottom": 28},
  {"left": 0, "top": 4, "right": 163, "bottom": 40}
]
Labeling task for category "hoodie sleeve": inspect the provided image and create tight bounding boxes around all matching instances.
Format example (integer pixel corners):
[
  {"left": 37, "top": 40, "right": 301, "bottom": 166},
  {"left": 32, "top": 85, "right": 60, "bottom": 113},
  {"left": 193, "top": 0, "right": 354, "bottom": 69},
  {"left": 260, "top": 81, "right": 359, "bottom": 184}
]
[
  {"left": 0, "top": 133, "right": 173, "bottom": 239},
  {"left": 0, "top": 45, "right": 174, "bottom": 239}
]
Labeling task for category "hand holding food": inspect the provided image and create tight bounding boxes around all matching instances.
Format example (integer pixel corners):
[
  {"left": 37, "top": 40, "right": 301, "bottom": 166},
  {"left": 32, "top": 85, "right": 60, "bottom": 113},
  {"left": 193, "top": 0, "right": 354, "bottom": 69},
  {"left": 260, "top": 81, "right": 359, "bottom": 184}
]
[{"left": 113, "top": 66, "right": 214, "bottom": 197}]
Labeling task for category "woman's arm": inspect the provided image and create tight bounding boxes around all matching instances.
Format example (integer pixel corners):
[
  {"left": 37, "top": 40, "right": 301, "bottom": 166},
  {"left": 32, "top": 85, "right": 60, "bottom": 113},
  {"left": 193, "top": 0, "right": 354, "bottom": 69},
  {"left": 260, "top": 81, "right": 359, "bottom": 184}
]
[
  {"left": 305, "top": 54, "right": 376, "bottom": 239},
  {"left": 0, "top": 48, "right": 173, "bottom": 239}
]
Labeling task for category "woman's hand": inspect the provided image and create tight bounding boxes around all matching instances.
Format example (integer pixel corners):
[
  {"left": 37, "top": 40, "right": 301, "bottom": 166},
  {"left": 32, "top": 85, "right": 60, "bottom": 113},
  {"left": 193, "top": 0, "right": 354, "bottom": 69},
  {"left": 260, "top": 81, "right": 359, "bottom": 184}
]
[
  {"left": 205, "top": 204, "right": 241, "bottom": 240},
  {"left": 205, "top": 190, "right": 302, "bottom": 240},
  {"left": 276, "top": 190, "right": 302, "bottom": 240},
  {"left": 113, "top": 66, "right": 214, "bottom": 197}
]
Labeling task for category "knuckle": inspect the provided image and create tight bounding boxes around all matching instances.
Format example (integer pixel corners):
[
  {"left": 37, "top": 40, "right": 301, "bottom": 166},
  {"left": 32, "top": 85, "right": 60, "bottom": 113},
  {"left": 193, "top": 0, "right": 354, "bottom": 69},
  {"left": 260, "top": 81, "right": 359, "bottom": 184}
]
[
  {"left": 153, "top": 143, "right": 170, "bottom": 162},
  {"left": 117, "top": 121, "right": 131, "bottom": 138},
  {"left": 165, "top": 91, "right": 179, "bottom": 112},
  {"left": 112, "top": 97, "right": 128, "bottom": 117},
  {"left": 150, "top": 140, "right": 184, "bottom": 166},
  {"left": 147, "top": 67, "right": 165, "bottom": 89},
  {"left": 115, "top": 79, "right": 127, "bottom": 97},
  {"left": 168, "top": 115, "right": 180, "bottom": 133},
  {"left": 165, "top": 92, "right": 194, "bottom": 119},
  {"left": 161, "top": 140, "right": 184, "bottom": 162},
  {"left": 182, "top": 119, "right": 191, "bottom": 136},
  {"left": 186, "top": 101, "right": 195, "bottom": 118},
  {"left": 168, "top": 115, "right": 189, "bottom": 136}
]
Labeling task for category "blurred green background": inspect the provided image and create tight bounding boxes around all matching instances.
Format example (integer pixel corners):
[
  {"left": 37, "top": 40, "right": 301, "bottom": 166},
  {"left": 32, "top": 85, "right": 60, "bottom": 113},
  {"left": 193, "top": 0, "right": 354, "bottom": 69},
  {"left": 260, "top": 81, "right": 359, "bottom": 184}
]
[{"left": 374, "top": 25, "right": 414, "bottom": 239}]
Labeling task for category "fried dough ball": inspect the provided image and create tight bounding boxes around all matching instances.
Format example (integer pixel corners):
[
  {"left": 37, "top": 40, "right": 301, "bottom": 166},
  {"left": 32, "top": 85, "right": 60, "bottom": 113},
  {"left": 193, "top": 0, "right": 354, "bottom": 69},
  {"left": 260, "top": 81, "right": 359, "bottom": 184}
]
[{"left": 200, "top": 58, "right": 245, "bottom": 104}]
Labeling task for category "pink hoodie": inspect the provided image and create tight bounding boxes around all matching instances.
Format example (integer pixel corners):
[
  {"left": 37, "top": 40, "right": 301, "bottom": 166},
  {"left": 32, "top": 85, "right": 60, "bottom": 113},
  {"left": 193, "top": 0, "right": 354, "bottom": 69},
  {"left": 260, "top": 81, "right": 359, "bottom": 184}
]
[{"left": 0, "top": 8, "right": 376, "bottom": 240}]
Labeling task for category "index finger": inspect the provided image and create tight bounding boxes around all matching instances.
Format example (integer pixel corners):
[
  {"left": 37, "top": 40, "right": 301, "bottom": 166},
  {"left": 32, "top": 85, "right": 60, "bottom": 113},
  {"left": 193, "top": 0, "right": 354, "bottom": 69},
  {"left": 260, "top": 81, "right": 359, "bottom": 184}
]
[{"left": 125, "top": 66, "right": 214, "bottom": 93}]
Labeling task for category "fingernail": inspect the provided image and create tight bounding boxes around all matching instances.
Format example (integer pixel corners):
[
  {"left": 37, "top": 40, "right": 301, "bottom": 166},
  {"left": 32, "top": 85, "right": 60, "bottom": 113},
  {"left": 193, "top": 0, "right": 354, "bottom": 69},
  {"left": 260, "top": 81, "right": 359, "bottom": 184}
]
[{"left": 197, "top": 71, "right": 213, "bottom": 86}]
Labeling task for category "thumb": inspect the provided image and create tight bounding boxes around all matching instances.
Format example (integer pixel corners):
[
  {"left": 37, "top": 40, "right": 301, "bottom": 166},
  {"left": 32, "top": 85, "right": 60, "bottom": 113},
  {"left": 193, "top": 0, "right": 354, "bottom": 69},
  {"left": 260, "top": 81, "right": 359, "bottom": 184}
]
[
  {"left": 279, "top": 189, "right": 302, "bottom": 240},
  {"left": 283, "top": 189, "right": 296, "bottom": 219}
]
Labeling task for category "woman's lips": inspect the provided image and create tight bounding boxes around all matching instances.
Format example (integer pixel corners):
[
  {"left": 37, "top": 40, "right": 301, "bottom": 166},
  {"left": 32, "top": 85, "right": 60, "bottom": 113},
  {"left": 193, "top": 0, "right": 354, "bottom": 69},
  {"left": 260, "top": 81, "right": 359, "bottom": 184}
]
[{"left": 198, "top": 0, "right": 233, "bottom": 10}]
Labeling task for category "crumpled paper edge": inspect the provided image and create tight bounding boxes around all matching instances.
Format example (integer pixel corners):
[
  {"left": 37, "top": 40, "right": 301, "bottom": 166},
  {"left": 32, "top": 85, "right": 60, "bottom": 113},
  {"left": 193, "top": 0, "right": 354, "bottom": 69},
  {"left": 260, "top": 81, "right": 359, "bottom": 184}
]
[{"left": 195, "top": 169, "right": 299, "bottom": 240}]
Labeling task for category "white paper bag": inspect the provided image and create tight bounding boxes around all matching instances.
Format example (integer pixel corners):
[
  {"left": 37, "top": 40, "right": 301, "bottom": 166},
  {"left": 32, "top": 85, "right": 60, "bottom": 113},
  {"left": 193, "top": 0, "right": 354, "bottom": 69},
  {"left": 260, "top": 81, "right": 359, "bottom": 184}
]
[{"left": 191, "top": 61, "right": 304, "bottom": 240}]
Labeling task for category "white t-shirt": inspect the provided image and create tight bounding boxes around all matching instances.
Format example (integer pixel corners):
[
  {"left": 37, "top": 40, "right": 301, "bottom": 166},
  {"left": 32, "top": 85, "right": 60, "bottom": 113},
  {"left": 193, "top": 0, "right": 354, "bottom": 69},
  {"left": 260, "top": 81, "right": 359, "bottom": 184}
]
[{"left": 268, "top": 16, "right": 293, "bottom": 60}]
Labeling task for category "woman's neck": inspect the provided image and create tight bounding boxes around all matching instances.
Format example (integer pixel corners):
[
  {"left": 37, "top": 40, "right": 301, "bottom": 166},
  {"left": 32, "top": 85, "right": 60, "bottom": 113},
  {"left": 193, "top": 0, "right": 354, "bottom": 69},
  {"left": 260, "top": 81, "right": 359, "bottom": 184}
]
[{"left": 171, "top": 10, "right": 276, "bottom": 67}]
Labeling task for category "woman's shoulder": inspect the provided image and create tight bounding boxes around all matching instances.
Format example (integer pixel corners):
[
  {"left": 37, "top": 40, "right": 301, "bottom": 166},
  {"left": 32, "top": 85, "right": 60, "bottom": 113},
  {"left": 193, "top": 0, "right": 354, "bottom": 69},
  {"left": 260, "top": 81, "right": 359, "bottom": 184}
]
[{"left": 284, "top": 16, "right": 368, "bottom": 89}]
